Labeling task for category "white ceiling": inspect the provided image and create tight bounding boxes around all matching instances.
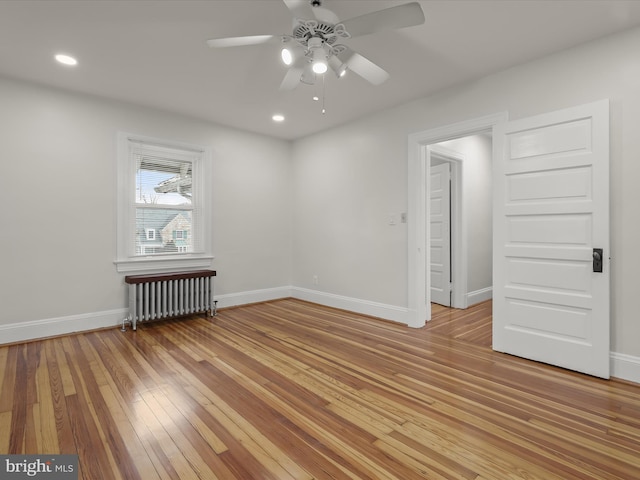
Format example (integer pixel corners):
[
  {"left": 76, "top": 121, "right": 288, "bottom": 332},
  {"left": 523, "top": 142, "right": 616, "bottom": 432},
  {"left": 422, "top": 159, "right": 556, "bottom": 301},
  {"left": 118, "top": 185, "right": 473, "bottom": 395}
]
[{"left": 1, "top": 0, "right": 640, "bottom": 140}]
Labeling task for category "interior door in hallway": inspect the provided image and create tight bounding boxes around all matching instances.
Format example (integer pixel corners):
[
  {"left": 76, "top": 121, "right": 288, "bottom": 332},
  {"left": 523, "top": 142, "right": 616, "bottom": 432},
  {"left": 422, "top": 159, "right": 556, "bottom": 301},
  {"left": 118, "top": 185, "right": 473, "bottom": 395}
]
[{"left": 430, "top": 161, "right": 451, "bottom": 306}]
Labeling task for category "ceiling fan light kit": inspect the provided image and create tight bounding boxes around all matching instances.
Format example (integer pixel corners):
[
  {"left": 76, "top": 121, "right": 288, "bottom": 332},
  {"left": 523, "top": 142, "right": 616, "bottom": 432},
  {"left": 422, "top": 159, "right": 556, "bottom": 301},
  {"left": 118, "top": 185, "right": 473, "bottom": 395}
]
[
  {"left": 280, "top": 37, "right": 305, "bottom": 66},
  {"left": 308, "top": 37, "right": 328, "bottom": 74},
  {"left": 328, "top": 55, "right": 347, "bottom": 78},
  {"left": 300, "top": 62, "right": 316, "bottom": 85},
  {"left": 281, "top": 47, "right": 293, "bottom": 65},
  {"left": 207, "top": 0, "right": 425, "bottom": 90}
]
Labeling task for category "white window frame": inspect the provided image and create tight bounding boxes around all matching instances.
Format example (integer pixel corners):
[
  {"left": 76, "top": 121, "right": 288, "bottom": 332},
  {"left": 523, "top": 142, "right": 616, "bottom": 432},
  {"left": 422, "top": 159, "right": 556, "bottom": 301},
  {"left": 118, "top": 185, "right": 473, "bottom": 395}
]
[
  {"left": 145, "top": 228, "right": 156, "bottom": 241},
  {"left": 115, "top": 132, "right": 213, "bottom": 273}
]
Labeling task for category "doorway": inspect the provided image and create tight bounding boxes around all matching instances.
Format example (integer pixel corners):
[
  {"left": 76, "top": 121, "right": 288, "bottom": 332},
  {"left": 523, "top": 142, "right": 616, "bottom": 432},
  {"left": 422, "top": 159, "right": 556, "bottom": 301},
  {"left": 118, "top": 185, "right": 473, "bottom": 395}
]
[
  {"left": 429, "top": 135, "right": 493, "bottom": 310},
  {"left": 407, "top": 112, "right": 508, "bottom": 328}
]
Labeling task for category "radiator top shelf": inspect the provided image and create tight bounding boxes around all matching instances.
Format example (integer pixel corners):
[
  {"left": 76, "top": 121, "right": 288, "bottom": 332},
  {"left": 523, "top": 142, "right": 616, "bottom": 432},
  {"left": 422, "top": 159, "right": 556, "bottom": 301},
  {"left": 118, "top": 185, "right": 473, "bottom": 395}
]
[{"left": 125, "top": 270, "right": 216, "bottom": 284}]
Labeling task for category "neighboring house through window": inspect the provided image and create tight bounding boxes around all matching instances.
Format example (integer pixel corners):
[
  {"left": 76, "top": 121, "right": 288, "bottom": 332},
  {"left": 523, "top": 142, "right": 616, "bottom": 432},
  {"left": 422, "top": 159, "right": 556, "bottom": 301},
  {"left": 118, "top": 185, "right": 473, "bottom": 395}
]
[{"left": 115, "top": 133, "right": 213, "bottom": 273}]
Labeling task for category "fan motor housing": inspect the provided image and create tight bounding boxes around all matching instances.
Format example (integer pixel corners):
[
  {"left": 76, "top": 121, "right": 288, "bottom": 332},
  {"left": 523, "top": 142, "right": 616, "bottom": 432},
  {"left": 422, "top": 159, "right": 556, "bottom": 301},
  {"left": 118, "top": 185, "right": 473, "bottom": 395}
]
[{"left": 293, "top": 21, "right": 338, "bottom": 45}]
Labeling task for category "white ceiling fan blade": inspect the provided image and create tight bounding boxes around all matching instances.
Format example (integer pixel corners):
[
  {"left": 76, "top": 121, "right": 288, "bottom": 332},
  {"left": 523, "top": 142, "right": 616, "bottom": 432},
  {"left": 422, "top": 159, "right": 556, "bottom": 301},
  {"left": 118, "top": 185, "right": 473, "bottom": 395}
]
[
  {"left": 207, "top": 35, "right": 277, "bottom": 48},
  {"left": 339, "top": 2, "right": 425, "bottom": 38},
  {"left": 337, "top": 48, "right": 389, "bottom": 85},
  {"left": 282, "top": 0, "right": 316, "bottom": 20}
]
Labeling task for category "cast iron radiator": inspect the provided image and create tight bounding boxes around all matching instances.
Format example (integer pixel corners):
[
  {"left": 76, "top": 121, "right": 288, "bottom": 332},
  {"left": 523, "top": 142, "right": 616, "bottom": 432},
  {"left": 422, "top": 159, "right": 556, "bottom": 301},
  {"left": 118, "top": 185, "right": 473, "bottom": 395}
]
[{"left": 123, "top": 270, "right": 216, "bottom": 330}]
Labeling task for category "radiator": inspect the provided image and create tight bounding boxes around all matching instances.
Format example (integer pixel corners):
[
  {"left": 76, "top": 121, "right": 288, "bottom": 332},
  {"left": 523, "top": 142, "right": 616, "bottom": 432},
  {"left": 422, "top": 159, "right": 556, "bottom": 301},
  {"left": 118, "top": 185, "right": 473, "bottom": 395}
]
[{"left": 123, "top": 270, "right": 217, "bottom": 330}]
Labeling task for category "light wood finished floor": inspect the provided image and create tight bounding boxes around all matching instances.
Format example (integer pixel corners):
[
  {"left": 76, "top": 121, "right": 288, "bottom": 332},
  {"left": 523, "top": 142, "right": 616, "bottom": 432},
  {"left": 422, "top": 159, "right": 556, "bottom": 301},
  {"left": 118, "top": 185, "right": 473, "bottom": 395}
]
[{"left": 1, "top": 299, "right": 639, "bottom": 479}]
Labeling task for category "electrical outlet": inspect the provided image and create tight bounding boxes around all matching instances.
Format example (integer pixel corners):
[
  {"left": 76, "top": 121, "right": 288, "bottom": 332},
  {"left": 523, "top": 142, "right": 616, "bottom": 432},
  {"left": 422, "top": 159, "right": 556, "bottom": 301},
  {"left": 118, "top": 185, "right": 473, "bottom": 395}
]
[{"left": 313, "top": 275, "right": 319, "bottom": 285}]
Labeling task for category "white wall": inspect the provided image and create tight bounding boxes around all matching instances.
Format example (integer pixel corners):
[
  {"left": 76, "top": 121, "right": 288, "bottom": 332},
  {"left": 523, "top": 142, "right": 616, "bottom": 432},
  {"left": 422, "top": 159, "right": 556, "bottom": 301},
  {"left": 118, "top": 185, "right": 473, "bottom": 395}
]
[
  {"left": 0, "top": 77, "right": 292, "bottom": 338},
  {"left": 291, "top": 125, "right": 408, "bottom": 312},
  {"left": 292, "top": 26, "right": 640, "bottom": 366}
]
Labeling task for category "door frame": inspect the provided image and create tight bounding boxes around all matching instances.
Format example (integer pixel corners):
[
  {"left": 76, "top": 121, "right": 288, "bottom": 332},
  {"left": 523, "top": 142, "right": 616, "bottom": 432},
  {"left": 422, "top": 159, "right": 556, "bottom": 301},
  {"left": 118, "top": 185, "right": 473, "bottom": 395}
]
[
  {"left": 407, "top": 112, "right": 508, "bottom": 328},
  {"left": 429, "top": 146, "right": 466, "bottom": 309}
]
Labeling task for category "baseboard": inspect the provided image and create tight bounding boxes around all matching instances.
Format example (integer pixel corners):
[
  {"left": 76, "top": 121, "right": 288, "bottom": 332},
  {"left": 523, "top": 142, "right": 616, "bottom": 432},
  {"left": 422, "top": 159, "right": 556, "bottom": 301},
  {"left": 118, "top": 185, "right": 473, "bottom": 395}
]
[
  {"left": 0, "top": 286, "right": 293, "bottom": 345},
  {"left": 467, "top": 286, "right": 492, "bottom": 306},
  {"left": 215, "top": 286, "right": 292, "bottom": 309},
  {"left": 0, "top": 308, "right": 128, "bottom": 345},
  {"left": 291, "top": 287, "right": 409, "bottom": 325},
  {"left": 611, "top": 352, "right": 640, "bottom": 384},
  {"left": 0, "top": 287, "right": 408, "bottom": 344}
]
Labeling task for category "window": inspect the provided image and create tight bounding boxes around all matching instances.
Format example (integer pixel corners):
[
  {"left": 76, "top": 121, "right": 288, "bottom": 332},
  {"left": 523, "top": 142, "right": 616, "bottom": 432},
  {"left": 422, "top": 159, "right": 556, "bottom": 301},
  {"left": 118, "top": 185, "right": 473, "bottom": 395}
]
[{"left": 115, "top": 133, "right": 213, "bottom": 273}]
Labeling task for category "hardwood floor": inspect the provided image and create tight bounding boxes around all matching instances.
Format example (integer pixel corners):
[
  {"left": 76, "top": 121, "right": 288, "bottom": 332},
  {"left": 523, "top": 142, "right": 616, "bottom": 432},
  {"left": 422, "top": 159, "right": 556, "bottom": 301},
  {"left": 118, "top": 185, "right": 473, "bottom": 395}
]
[{"left": 1, "top": 298, "right": 639, "bottom": 479}]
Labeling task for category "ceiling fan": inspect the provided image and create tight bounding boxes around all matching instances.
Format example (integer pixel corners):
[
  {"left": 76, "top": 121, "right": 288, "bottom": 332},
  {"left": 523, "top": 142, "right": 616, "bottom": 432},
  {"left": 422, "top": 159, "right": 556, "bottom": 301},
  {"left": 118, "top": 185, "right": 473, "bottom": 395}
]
[{"left": 207, "top": 0, "right": 425, "bottom": 90}]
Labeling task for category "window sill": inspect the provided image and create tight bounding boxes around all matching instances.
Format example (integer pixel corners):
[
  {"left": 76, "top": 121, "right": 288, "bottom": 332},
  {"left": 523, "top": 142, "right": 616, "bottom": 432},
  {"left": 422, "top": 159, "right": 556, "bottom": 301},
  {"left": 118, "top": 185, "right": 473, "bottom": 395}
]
[{"left": 114, "top": 255, "right": 214, "bottom": 274}]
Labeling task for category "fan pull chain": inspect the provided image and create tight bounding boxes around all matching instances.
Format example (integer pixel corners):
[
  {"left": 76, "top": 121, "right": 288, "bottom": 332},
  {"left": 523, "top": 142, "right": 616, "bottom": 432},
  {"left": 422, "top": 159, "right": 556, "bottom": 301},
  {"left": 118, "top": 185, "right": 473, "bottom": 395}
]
[{"left": 321, "top": 73, "right": 326, "bottom": 115}]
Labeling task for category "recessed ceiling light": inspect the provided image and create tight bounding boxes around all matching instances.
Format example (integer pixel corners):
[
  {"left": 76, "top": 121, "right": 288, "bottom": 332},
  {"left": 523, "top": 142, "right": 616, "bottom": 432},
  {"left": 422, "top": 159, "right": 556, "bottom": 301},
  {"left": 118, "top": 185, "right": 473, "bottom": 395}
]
[
  {"left": 55, "top": 54, "right": 78, "bottom": 66},
  {"left": 272, "top": 114, "right": 285, "bottom": 122},
  {"left": 312, "top": 96, "right": 319, "bottom": 101}
]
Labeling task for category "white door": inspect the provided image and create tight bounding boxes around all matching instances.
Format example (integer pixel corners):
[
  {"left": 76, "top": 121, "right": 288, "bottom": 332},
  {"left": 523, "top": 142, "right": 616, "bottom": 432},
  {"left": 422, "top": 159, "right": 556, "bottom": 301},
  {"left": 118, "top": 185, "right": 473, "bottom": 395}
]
[
  {"left": 493, "top": 100, "right": 610, "bottom": 378},
  {"left": 430, "top": 161, "right": 451, "bottom": 306}
]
